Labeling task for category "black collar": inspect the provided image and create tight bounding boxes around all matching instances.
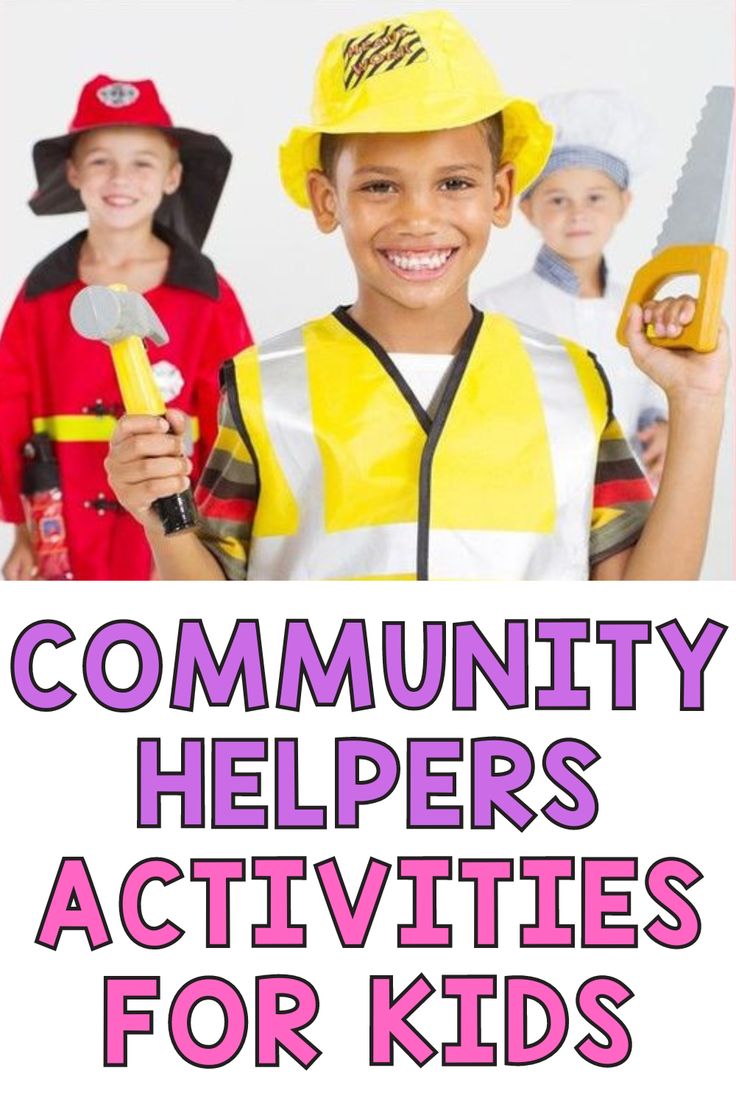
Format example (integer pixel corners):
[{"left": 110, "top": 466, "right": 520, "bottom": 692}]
[
  {"left": 332, "top": 304, "right": 484, "bottom": 436},
  {"left": 24, "top": 222, "right": 220, "bottom": 301}
]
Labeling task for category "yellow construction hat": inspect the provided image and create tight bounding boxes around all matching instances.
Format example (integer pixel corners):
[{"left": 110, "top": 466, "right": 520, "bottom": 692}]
[{"left": 280, "top": 9, "right": 554, "bottom": 208}]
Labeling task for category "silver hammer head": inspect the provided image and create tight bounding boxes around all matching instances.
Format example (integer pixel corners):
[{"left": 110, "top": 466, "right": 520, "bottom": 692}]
[{"left": 70, "top": 286, "right": 169, "bottom": 346}]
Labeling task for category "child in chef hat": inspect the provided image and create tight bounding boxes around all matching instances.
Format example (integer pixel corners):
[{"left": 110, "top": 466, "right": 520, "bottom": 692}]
[{"left": 478, "top": 89, "right": 668, "bottom": 484}]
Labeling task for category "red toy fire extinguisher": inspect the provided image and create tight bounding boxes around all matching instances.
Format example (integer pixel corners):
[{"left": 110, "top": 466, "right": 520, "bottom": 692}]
[{"left": 20, "top": 432, "right": 74, "bottom": 580}]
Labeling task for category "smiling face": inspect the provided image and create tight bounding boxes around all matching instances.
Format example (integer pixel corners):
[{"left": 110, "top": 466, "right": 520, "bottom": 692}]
[
  {"left": 66, "top": 127, "right": 182, "bottom": 232},
  {"left": 521, "top": 167, "right": 630, "bottom": 262},
  {"left": 307, "top": 124, "right": 514, "bottom": 346}
]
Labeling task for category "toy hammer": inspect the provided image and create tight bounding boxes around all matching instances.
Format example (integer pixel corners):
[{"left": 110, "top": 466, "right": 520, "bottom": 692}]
[{"left": 70, "top": 284, "right": 196, "bottom": 535}]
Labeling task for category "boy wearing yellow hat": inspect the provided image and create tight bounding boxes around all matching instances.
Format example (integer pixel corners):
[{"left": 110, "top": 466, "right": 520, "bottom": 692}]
[{"left": 107, "top": 10, "right": 728, "bottom": 580}]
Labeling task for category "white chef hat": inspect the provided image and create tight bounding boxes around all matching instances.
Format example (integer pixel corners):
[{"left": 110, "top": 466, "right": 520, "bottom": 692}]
[{"left": 522, "top": 89, "right": 651, "bottom": 197}]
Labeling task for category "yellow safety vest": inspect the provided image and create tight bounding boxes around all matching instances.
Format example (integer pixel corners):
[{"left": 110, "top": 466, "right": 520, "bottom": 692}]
[{"left": 224, "top": 308, "right": 609, "bottom": 580}]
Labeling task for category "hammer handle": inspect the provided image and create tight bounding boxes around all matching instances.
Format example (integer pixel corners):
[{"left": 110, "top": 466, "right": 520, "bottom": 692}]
[
  {"left": 110, "top": 335, "right": 196, "bottom": 535},
  {"left": 110, "top": 336, "right": 166, "bottom": 414}
]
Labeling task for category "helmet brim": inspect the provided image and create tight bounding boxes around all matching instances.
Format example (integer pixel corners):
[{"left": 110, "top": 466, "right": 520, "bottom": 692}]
[
  {"left": 279, "top": 95, "right": 554, "bottom": 208},
  {"left": 29, "top": 126, "right": 231, "bottom": 250}
]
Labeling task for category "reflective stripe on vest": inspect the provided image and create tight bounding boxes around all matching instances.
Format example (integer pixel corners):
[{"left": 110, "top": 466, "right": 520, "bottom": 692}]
[
  {"left": 226, "top": 310, "right": 608, "bottom": 580},
  {"left": 32, "top": 414, "right": 201, "bottom": 443}
]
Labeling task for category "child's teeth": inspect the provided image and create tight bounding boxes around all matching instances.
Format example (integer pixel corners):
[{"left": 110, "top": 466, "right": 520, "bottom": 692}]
[{"left": 386, "top": 250, "right": 453, "bottom": 270}]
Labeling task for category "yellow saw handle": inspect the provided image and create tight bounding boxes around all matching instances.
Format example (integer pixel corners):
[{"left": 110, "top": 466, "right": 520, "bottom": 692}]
[{"left": 616, "top": 243, "right": 728, "bottom": 353}]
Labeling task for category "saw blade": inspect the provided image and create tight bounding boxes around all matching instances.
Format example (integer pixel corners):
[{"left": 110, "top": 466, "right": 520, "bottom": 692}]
[{"left": 654, "top": 85, "right": 734, "bottom": 253}]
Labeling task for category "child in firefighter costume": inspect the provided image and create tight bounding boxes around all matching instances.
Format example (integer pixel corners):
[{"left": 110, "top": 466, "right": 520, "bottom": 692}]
[
  {"left": 0, "top": 75, "right": 252, "bottom": 579},
  {"left": 107, "top": 10, "right": 729, "bottom": 581}
]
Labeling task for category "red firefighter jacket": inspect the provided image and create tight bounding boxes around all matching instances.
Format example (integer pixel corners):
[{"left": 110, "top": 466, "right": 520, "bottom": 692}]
[{"left": 0, "top": 225, "right": 252, "bottom": 579}]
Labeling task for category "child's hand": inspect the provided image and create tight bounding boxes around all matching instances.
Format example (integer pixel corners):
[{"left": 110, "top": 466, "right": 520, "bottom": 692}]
[
  {"left": 2, "top": 524, "right": 37, "bottom": 580},
  {"left": 625, "top": 299, "right": 730, "bottom": 404},
  {"left": 105, "top": 409, "right": 192, "bottom": 530},
  {"left": 638, "top": 420, "right": 668, "bottom": 488}
]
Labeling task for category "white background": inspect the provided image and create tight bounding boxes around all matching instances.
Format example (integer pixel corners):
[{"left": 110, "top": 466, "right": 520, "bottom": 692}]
[
  {"left": 0, "top": 0, "right": 733, "bottom": 575},
  {"left": 0, "top": 581, "right": 733, "bottom": 1100}
]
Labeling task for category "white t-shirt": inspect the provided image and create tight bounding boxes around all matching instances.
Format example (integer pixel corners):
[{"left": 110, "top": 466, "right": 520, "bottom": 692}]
[{"left": 389, "top": 352, "right": 453, "bottom": 414}]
